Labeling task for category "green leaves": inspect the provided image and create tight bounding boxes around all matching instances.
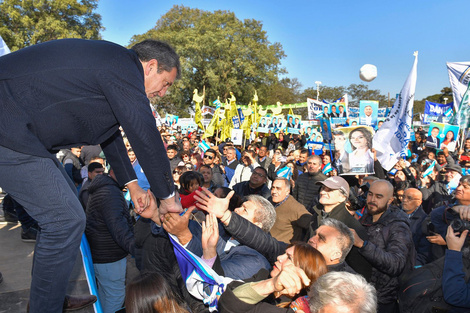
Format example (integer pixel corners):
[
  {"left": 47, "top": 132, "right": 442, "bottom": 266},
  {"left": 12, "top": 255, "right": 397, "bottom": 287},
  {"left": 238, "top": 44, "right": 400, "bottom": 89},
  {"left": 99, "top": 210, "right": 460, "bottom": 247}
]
[
  {"left": 129, "top": 5, "right": 286, "bottom": 116},
  {"left": 0, "top": 0, "right": 103, "bottom": 51}
]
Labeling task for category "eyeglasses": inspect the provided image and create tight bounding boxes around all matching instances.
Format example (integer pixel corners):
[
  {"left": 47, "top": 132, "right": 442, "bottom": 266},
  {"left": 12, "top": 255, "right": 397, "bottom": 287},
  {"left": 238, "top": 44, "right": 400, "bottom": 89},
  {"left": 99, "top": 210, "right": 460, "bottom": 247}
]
[
  {"left": 252, "top": 171, "right": 266, "bottom": 178},
  {"left": 173, "top": 171, "right": 181, "bottom": 175},
  {"left": 402, "top": 196, "right": 420, "bottom": 201},
  {"left": 204, "top": 155, "right": 214, "bottom": 160}
]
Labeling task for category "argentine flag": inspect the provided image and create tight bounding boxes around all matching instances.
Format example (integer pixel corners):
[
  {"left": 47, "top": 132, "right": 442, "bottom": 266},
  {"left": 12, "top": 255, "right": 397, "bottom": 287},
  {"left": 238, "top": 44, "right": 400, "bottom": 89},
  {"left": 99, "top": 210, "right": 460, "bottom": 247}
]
[
  {"left": 169, "top": 234, "right": 235, "bottom": 312},
  {"left": 322, "top": 163, "right": 333, "bottom": 175},
  {"left": 422, "top": 160, "right": 436, "bottom": 178},
  {"left": 277, "top": 166, "right": 293, "bottom": 180}
]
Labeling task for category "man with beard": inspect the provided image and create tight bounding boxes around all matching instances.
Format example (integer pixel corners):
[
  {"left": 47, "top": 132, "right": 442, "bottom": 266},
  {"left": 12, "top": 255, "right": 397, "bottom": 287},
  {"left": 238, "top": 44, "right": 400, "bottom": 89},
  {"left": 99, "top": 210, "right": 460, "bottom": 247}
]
[{"left": 351, "top": 180, "right": 414, "bottom": 313}]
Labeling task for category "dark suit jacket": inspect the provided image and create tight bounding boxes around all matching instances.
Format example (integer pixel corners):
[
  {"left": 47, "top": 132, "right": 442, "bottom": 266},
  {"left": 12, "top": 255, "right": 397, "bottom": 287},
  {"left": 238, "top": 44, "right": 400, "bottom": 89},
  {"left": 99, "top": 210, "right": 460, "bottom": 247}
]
[
  {"left": 0, "top": 39, "right": 174, "bottom": 198},
  {"left": 426, "top": 136, "right": 440, "bottom": 149}
]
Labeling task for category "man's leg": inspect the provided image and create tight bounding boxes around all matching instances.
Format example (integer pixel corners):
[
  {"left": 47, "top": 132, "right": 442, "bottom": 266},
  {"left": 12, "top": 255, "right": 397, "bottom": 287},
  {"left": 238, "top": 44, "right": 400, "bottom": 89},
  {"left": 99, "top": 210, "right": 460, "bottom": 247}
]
[
  {"left": 93, "top": 258, "right": 127, "bottom": 313},
  {"left": 0, "top": 145, "right": 86, "bottom": 313}
]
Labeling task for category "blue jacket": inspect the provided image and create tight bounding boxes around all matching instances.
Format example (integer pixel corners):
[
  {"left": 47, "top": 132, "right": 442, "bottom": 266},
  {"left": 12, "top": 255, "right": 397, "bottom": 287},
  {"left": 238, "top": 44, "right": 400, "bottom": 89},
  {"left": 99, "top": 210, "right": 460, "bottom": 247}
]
[{"left": 443, "top": 250, "right": 470, "bottom": 309}]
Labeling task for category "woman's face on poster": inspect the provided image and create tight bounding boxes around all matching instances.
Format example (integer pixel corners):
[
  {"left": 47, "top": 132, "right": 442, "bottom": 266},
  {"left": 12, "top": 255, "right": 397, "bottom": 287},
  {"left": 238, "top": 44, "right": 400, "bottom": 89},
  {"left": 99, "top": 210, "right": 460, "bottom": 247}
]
[{"left": 350, "top": 130, "right": 368, "bottom": 149}]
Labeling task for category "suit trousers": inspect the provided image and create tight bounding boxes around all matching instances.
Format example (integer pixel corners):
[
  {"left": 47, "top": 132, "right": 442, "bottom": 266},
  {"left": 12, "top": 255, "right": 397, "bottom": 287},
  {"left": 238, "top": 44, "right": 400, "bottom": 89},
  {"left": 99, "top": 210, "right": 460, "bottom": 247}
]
[{"left": 0, "top": 145, "right": 86, "bottom": 313}]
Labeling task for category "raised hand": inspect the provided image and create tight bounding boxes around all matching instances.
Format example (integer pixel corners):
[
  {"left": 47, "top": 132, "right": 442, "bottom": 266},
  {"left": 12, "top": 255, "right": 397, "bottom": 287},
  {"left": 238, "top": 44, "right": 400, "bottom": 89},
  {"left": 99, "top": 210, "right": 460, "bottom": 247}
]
[
  {"left": 194, "top": 187, "right": 233, "bottom": 218},
  {"left": 201, "top": 213, "right": 219, "bottom": 260}
]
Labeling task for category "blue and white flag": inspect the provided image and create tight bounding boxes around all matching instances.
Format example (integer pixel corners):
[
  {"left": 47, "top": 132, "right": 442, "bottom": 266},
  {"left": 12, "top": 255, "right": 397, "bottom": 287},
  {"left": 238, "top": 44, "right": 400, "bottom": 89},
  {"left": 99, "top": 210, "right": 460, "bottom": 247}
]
[
  {"left": 198, "top": 140, "right": 211, "bottom": 153},
  {"left": 422, "top": 160, "right": 436, "bottom": 178},
  {"left": 0, "top": 35, "right": 10, "bottom": 57},
  {"left": 322, "top": 163, "right": 333, "bottom": 175},
  {"left": 373, "top": 52, "right": 418, "bottom": 171},
  {"left": 277, "top": 166, "right": 293, "bottom": 180},
  {"left": 447, "top": 61, "right": 470, "bottom": 111},
  {"left": 169, "top": 234, "right": 235, "bottom": 312}
]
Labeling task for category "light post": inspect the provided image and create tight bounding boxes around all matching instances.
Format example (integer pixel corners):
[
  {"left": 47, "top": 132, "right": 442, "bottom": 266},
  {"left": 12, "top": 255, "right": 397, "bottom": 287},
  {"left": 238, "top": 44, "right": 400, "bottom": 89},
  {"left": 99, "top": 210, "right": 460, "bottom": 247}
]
[
  {"left": 315, "top": 81, "right": 322, "bottom": 101},
  {"left": 444, "top": 97, "right": 448, "bottom": 104}
]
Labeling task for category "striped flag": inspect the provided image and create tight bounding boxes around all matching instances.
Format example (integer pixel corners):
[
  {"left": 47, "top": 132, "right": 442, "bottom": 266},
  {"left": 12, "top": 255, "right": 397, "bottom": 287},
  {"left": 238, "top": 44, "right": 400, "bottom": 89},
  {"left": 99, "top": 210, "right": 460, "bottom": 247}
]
[
  {"left": 169, "top": 234, "right": 235, "bottom": 312},
  {"left": 277, "top": 166, "right": 293, "bottom": 180},
  {"left": 198, "top": 140, "right": 211, "bottom": 153},
  {"left": 422, "top": 160, "right": 436, "bottom": 178},
  {"left": 322, "top": 163, "right": 333, "bottom": 175}
]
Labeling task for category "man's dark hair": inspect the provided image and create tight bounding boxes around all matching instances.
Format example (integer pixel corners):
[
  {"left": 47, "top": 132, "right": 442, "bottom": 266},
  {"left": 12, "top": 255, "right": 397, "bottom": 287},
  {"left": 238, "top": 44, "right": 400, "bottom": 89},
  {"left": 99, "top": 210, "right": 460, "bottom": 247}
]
[
  {"left": 253, "top": 166, "right": 268, "bottom": 176},
  {"left": 205, "top": 148, "right": 217, "bottom": 156},
  {"left": 300, "top": 148, "right": 309, "bottom": 155},
  {"left": 166, "top": 144, "right": 178, "bottom": 152},
  {"left": 88, "top": 162, "right": 103, "bottom": 173},
  {"left": 199, "top": 164, "right": 212, "bottom": 171},
  {"left": 131, "top": 40, "right": 181, "bottom": 79}
]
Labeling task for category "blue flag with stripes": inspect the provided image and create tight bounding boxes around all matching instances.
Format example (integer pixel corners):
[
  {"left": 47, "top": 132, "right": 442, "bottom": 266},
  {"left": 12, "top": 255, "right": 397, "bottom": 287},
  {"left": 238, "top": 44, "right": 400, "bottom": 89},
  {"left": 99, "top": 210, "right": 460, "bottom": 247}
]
[
  {"left": 322, "top": 163, "right": 333, "bottom": 175},
  {"left": 169, "top": 234, "right": 235, "bottom": 312},
  {"left": 422, "top": 160, "right": 436, "bottom": 178},
  {"left": 277, "top": 166, "right": 293, "bottom": 180}
]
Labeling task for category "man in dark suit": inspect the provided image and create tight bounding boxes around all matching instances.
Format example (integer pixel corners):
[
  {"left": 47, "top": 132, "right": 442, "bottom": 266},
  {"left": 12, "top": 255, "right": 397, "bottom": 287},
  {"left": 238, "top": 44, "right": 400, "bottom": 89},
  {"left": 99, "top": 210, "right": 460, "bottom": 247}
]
[
  {"left": 0, "top": 39, "right": 182, "bottom": 313},
  {"left": 426, "top": 127, "right": 441, "bottom": 149}
]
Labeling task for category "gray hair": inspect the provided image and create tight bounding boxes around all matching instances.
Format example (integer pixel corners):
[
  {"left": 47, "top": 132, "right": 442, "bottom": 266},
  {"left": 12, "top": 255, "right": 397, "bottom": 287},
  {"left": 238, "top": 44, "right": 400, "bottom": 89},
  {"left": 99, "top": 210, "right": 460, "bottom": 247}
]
[
  {"left": 309, "top": 272, "right": 377, "bottom": 313},
  {"left": 321, "top": 218, "right": 354, "bottom": 263},
  {"left": 307, "top": 155, "right": 322, "bottom": 162},
  {"left": 245, "top": 195, "right": 276, "bottom": 232},
  {"left": 273, "top": 177, "right": 291, "bottom": 190}
]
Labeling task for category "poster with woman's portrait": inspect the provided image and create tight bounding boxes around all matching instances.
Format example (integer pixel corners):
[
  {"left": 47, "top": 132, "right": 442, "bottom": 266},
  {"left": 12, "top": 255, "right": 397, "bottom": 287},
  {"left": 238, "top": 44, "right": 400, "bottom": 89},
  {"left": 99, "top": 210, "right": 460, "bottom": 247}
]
[
  {"left": 427, "top": 122, "right": 459, "bottom": 152},
  {"left": 332, "top": 126, "right": 375, "bottom": 175},
  {"left": 165, "top": 114, "right": 179, "bottom": 128}
]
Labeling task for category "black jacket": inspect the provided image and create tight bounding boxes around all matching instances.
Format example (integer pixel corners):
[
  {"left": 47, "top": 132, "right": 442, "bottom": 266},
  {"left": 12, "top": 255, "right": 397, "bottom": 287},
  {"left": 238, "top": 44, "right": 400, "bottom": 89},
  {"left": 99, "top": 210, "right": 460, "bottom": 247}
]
[
  {"left": 292, "top": 171, "right": 327, "bottom": 209},
  {"left": 85, "top": 174, "right": 135, "bottom": 263},
  {"left": 310, "top": 202, "right": 372, "bottom": 281},
  {"left": 420, "top": 180, "right": 450, "bottom": 214},
  {"left": 232, "top": 181, "right": 271, "bottom": 198},
  {"left": 359, "top": 208, "right": 415, "bottom": 304},
  {"left": 224, "top": 211, "right": 354, "bottom": 274}
]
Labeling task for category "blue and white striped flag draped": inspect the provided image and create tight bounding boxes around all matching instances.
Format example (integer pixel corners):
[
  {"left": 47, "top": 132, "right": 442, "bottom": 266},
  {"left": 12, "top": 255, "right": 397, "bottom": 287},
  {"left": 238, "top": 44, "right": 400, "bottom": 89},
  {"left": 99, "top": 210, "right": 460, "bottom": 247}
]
[
  {"left": 0, "top": 35, "right": 11, "bottom": 57},
  {"left": 422, "top": 160, "right": 436, "bottom": 178},
  {"left": 373, "top": 52, "right": 418, "bottom": 171},
  {"left": 322, "top": 163, "right": 333, "bottom": 175},
  {"left": 168, "top": 234, "right": 235, "bottom": 312}
]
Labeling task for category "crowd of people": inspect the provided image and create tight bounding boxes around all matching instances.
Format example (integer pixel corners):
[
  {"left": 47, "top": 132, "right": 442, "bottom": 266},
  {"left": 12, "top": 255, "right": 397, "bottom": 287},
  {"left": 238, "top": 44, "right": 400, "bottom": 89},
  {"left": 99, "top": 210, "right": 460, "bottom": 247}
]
[
  {"left": 1, "top": 37, "right": 469, "bottom": 313},
  {"left": 4, "top": 122, "right": 467, "bottom": 313}
]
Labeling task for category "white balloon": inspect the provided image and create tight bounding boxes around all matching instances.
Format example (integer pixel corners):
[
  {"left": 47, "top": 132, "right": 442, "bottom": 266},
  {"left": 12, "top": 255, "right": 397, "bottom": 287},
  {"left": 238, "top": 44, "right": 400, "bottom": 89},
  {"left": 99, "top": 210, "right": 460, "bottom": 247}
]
[{"left": 359, "top": 64, "right": 377, "bottom": 82}]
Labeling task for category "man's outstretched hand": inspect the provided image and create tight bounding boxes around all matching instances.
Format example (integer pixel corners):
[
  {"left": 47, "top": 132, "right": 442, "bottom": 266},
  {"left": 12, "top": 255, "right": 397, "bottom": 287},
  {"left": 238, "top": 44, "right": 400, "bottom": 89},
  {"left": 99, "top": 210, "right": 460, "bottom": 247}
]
[{"left": 194, "top": 187, "right": 234, "bottom": 219}]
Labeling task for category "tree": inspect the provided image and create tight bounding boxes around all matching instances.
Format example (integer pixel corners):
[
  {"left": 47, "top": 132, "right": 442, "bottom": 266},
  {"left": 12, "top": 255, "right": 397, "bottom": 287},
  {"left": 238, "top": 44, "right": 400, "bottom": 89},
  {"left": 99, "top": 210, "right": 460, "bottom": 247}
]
[
  {"left": 129, "top": 5, "right": 286, "bottom": 116},
  {"left": 0, "top": 0, "right": 103, "bottom": 51}
]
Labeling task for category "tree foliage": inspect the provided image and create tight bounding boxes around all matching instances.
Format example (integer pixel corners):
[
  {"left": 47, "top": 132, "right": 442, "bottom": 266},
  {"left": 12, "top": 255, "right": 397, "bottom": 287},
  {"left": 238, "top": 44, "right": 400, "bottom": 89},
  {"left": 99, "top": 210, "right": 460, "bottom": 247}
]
[
  {"left": 129, "top": 5, "right": 286, "bottom": 116},
  {"left": 0, "top": 0, "right": 103, "bottom": 51}
]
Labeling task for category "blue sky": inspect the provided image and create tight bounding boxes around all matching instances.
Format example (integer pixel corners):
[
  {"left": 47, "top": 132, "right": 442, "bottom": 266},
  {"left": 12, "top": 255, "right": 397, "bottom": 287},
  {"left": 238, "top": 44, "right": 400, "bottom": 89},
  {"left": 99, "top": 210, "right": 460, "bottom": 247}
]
[{"left": 96, "top": 0, "right": 470, "bottom": 102}]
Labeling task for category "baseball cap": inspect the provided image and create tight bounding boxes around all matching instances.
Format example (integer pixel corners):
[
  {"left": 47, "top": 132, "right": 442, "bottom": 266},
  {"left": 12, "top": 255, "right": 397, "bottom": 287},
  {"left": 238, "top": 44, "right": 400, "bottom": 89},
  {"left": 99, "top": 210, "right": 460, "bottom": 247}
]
[{"left": 316, "top": 176, "right": 350, "bottom": 196}]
